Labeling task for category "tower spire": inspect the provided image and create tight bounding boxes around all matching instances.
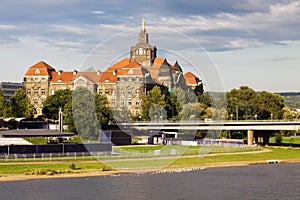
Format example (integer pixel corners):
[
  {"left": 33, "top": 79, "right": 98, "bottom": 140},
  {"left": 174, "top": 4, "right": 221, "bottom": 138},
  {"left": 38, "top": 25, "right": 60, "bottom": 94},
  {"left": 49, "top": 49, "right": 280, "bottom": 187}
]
[{"left": 142, "top": 18, "right": 146, "bottom": 32}]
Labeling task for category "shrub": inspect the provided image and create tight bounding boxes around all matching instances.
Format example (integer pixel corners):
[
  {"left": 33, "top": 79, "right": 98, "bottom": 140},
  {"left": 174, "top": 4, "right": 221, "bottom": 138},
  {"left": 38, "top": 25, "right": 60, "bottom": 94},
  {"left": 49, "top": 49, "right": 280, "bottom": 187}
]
[
  {"left": 69, "top": 163, "right": 76, "bottom": 170},
  {"left": 275, "top": 133, "right": 283, "bottom": 144}
]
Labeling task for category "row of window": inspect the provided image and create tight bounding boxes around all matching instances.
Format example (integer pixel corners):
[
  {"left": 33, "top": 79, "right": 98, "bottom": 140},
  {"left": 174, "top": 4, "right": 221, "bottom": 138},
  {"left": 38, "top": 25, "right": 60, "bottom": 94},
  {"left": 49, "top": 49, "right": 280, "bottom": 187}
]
[
  {"left": 111, "top": 99, "right": 140, "bottom": 107},
  {"left": 99, "top": 89, "right": 140, "bottom": 96},
  {"left": 33, "top": 99, "right": 45, "bottom": 106},
  {"left": 24, "top": 77, "right": 47, "bottom": 82},
  {"left": 27, "top": 89, "right": 46, "bottom": 96},
  {"left": 117, "top": 77, "right": 144, "bottom": 82}
]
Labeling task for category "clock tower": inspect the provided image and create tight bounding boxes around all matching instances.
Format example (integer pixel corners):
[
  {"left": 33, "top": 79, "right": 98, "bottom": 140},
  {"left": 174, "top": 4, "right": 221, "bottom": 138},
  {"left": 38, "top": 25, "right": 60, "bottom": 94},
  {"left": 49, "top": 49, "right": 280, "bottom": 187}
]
[{"left": 130, "top": 19, "right": 157, "bottom": 67}]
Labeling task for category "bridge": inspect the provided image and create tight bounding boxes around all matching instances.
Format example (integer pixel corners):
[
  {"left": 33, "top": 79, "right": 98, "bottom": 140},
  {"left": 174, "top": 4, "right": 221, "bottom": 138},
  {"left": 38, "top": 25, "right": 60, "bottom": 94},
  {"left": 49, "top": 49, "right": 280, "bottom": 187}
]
[{"left": 120, "top": 120, "right": 300, "bottom": 146}]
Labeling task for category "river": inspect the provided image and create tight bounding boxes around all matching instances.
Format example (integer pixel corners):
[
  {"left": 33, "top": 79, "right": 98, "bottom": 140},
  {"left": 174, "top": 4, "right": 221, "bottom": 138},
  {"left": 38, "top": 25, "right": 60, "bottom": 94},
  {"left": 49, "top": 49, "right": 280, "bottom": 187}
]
[{"left": 1, "top": 163, "right": 300, "bottom": 200}]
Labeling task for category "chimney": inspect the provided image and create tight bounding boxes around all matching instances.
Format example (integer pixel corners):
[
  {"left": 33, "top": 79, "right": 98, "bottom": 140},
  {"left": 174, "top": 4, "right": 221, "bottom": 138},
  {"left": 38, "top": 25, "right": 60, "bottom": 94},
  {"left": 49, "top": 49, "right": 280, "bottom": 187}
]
[
  {"left": 113, "top": 68, "right": 117, "bottom": 76},
  {"left": 58, "top": 70, "right": 63, "bottom": 75},
  {"left": 73, "top": 70, "right": 78, "bottom": 75}
]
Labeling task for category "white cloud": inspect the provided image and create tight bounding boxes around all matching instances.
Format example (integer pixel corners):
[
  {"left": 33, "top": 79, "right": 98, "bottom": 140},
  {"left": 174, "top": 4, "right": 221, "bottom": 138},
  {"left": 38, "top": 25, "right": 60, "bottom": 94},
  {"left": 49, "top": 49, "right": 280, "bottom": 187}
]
[{"left": 92, "top": 10, "right": 104, "bottom": 15}]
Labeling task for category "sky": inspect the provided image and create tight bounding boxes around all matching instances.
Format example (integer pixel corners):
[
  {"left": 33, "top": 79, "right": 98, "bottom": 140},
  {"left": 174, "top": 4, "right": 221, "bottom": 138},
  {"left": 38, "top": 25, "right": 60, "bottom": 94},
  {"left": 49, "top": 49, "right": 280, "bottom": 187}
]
[{"left": 0, "top": 0, "right": 299, "bottom": 92}]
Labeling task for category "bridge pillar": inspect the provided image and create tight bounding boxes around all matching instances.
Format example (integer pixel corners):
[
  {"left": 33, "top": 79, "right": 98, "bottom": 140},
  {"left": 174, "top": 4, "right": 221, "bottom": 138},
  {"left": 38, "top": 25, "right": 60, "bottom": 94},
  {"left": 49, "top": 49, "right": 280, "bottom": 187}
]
[{"left": 247, "top": 130, "right": 254, "bottom": 146}]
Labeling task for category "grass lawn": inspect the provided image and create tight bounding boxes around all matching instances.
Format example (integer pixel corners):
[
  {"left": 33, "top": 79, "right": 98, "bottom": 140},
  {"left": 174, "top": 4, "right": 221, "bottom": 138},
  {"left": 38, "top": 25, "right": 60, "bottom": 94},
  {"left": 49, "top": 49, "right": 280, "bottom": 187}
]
[
  {"left": 269, "top": 136, "right": 300, "bottom": 145},
  {"left": 1, "top": 146, "right": 300, "bottom": 175}
]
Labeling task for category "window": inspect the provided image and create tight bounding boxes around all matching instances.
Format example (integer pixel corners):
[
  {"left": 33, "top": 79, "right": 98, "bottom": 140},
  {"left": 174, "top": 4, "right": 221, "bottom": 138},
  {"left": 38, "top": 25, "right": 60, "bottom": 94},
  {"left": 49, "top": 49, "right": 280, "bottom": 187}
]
[
  {"left": 135, "top": 89, "right": 139, "bottom": 96},
  {"left": 128, "top": 89, "right": 132, "bottom": 96},
  {"left": 105, "top": 89, "right": 109, "bottom": 95},
  {"left": 27, "top": 89, "right": 31, "bottom": 96},
  {"left": 135, "top": 100, "right": 140, "bottom": 106},
  {"left": 111, "top": 89, "right": 115, "bottom": 95},
  {"left": 128, "top": 99, "right": 132, "bottom": 106},
  {"left": 34, "top": 89, "right": 38, "bottom": 96},
  {"left": 121, "top": 89, "right": 124, "bottom": 96},
  {"left": 41, "top": 89, "right": 45, "bottom": 96},
  {"left": 111, "top": 99, "right": 115, "bottom": 106},
  {"left": 120, "top": 99, "right": 125, "bottom": 107},
  {"left": 34, "top": 99, "right": 38, "bottom": 105},
  {"left": 34, "top": 77, "right": 39, "bottom": 81},
  {"left": 138, "top": 48, "right": 144, "bottom": 55},
  {"left": 51, "top": 90, "right": 55, "bottom": 95},
  {"left": 99, "top": 89, "right": 103, "bottom": 95}
]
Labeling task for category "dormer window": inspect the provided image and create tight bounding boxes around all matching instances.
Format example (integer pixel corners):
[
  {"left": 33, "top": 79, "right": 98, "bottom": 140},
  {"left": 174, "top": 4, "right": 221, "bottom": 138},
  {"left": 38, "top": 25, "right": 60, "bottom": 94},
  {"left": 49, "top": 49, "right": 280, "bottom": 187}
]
[{"left": 35, "top": 69, "right": 40, "bottom": 74}]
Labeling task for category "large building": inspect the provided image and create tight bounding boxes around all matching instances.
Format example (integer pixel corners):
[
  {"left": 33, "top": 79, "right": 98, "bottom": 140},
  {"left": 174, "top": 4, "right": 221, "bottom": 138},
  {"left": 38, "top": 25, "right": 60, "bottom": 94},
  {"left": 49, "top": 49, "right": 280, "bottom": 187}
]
[
  {"left": 0, "top": 82, "right": 24, "bottom": 103},
  {"left": 23, "top": 20, "right": 203, "bottom": 117}
]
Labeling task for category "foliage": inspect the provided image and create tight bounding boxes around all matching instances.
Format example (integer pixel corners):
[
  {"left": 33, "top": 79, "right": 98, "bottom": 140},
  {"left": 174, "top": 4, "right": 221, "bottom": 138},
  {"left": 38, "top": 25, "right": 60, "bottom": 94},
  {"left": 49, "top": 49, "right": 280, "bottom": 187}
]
[
  {"left": 0, "top": 90, "right": 8, "bottom": 117},
  {"left": 274, "top": 133, "right": 283, "bottom": 144},
  {"left": 63, "top": 99, "right": 76, "bottom": 133},
  {"left": 42, "top": 89, "right": 72, "bottom": 120},
  {"left": 112, "top": 107, "right": 132, "bottom": 123},
  {"left": 72, "top": 87, "right": 99, "bottom": 141},
  {"left": 226, "top": 86, "right": 285, "bottom": 120},
  {"left": 141, "top": 86, "right": 166, "bottom": 120},
  {"left": 180, "top": 103, "right": 200, "bottom": 120},
  {"left": 95, "top": 94, "right": 112, "bottom": 128},
  {"left": 9, "top": 89, "right": 33, "bottom": 118}
]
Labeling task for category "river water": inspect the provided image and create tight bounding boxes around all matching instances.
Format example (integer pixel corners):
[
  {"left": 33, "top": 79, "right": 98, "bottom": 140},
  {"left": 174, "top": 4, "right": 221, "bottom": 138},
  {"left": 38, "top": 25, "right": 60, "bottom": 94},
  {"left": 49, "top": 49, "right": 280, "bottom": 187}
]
[{"left": 1, "top": 163, "right": 300, "bottom": 200}]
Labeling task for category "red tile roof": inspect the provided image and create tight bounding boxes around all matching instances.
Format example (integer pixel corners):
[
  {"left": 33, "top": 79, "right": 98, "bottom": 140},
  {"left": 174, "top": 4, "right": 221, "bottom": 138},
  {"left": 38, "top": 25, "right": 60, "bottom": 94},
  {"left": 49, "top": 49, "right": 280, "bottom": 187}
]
[
  {"left": 108, "top": 58, "right": 130, "bottom": 69},
  {"left": 99, "top": 71, "right": 117, "bottom": 83},
  {"left": 51, "top": 71, "right": 101, "bottom": 83},
  {"left": 25, "top": 61, "right": 56, "bottom": 76},
  {"left": 51, "top": 72, "right": 76, "bottom": 83},
  {"left": 184, "top": 72, "right": 200, "bottom": 85}
]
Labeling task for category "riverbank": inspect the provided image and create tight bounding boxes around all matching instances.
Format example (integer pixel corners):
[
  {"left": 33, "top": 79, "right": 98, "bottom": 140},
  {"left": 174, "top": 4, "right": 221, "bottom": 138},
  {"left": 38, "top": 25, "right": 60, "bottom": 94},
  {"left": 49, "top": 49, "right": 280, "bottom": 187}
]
[{"left": 1, "top": 147, "right": 300, "bottom": 182}]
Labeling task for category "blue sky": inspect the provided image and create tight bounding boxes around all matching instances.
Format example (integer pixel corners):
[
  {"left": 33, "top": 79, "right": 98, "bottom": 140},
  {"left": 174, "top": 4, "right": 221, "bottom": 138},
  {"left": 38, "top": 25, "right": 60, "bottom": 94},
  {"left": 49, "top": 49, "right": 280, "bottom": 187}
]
[{"left": 0, "top": 0, "right": 299, "bottom": 92}]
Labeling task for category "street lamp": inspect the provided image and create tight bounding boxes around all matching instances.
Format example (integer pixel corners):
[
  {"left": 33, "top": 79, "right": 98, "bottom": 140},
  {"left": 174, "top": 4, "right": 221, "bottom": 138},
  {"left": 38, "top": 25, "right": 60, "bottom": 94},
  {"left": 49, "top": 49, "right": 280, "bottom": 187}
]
[
  {"left": 292, "top": 113, "right": 296, "bottom": 121},
  {"left": 230, "top": 114, "right": 233, "bottom": 121},
  {"left": 270, "top": 113, "right": 273, "bottom": 121},
  {"left": 255, "top": 114, "right": 258, "bottom": 121}
]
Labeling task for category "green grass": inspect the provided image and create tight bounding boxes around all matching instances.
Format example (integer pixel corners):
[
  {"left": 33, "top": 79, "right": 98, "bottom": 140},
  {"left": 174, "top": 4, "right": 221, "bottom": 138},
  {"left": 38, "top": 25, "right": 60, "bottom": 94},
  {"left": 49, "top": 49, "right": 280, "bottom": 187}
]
[
  {"left": 269, "top": 136, "right": 300, "bottom": 145},
  {"left": 1, "top": 147, "right": 300, "bottom": 175},
  {"left": 0, "top": 162, "right": 105, "bottom": 175}
]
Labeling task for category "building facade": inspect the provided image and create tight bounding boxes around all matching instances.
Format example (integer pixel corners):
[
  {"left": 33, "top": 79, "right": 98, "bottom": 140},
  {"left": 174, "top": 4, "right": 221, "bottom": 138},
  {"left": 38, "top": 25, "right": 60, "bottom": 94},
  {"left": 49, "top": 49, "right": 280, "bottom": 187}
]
[
  {"left": 23, "top": 20, "right": 203, "bottom": 117},
  {"left": 0, "top": 82, "right": 24, "bottom": 103}
]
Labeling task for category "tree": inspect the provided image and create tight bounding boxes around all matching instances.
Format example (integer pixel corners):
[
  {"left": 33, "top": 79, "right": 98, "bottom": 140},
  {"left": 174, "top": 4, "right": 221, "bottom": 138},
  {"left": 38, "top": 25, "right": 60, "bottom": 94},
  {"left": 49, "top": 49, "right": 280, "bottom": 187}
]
[
  {"left": 166, "top": 88, "right": 198, "bottom": 120},
  {"left": 226, "top": 86, "right": 285, "bottom": 120},
  {"left": 63, "top": 99, "right": 76, "bottom": 133},
  {"left": 0, "top": 90, "right": 8, "bottom": 117},
  {"left": 95, "top": 94, "right": 112, "bottom": 128},
  {"left": 9, "top": 89, "right": 33, "bottom": 118},
  {"left": 141, "top": 86, "right": 166, "bottom": 120},
  {"left": 112, "top": 107, "right": 132, "bottom": 123},
  {"left": 72, "top": 87, "right": 98, "bottom": 141},
  {"left": 42, "top": 89, "right": 72, "bottom": 120},
  {"left": 180, "top": 103, "right": 201, "bottom": 120},
  {"left": 256, "top": 91, "right": 285, "bottom": 119},
  {"left": 226, "top": 86, "right": 259, "bottom": 120}
]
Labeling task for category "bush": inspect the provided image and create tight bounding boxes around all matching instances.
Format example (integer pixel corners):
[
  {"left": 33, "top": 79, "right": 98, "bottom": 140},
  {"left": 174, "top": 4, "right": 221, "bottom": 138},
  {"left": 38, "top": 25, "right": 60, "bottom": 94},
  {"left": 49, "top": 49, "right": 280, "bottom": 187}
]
[
  {"left": 275, "top": 133, "right": 283, "bottom": 144},
  {"left": 69, "top": 163, "right": 76, "bottom": 170}
]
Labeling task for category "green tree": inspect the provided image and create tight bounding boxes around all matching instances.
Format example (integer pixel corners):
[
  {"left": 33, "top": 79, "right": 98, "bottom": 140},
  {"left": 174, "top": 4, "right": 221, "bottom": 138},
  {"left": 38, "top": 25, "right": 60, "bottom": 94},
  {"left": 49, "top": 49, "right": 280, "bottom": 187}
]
[
  {"left": 256, "top": 91, "right": 285, "bottom": 119},
  {"left": 42, "top": 89, "right": 72, "bottom": 120},
  {"left": 226, "top": 86, "right": 259, "bottom": 120},
  {"left": 141, "top": 86, "right": 166, "bottom": 120},
  {"left": 95, "top": 94, "right": 112, "bottom": 128},
  {"left": 9, "top": 89, "right": 33, "bottom": 118},
  {"left": 112, "top": 107, "right": 132, "bottom": 123},
  {"left": 226, "top": 86, "right": 285, "bottom": 120},
  {"left": 63, "top": 99, "right": 76, "bottom": 133},
  {"left": 72, "top": 87, "right": 98, "bottom": 141},
  {"left": 0, "top": 90, "right": 8, "bottom": 117}
]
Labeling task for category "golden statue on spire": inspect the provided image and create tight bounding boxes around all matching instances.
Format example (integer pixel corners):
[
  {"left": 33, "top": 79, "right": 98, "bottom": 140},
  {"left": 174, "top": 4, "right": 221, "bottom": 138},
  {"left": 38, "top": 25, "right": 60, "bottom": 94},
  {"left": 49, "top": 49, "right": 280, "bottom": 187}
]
[{"left": 142, "top": 18, "right": 146, "bottom": 32}]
